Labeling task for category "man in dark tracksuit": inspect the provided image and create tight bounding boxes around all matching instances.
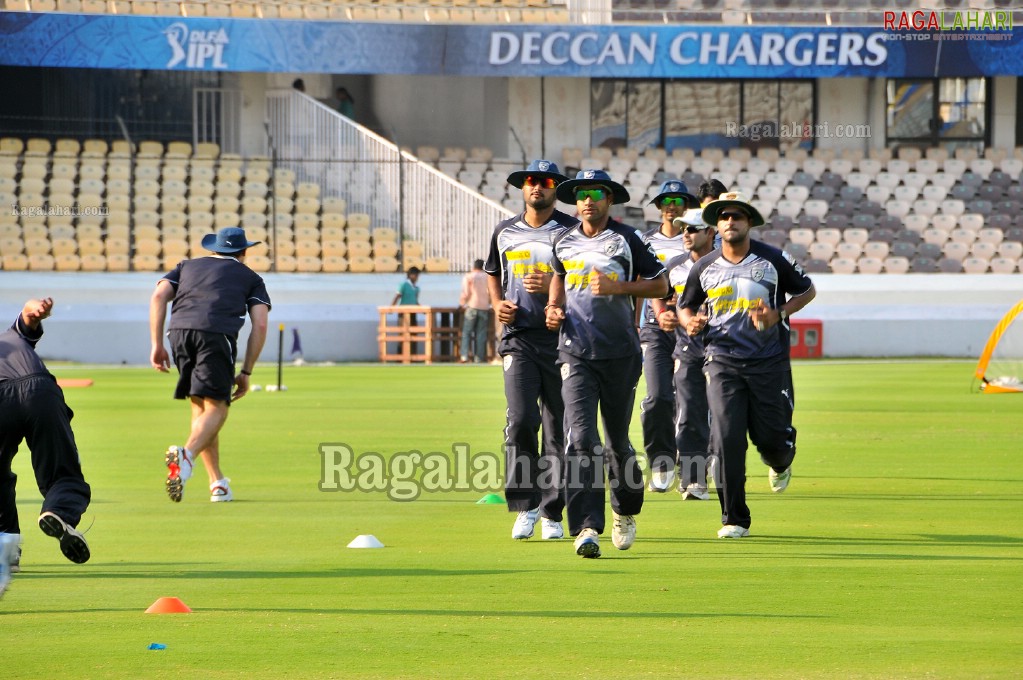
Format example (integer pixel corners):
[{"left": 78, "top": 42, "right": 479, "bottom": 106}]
[
  {"left": 486, "top": 160, "right": 575, "bottom": 541},
  {"left": 651, "top": 207, "right": 718, "bottom": 502},
  {"left": 0, "top": 297, "right": 92, "bottom": 597},
  {"left": 677, "top": 192, "right": 816, "bottom": 538},
  {"left": 638, "top": 180, "right": 697, "bottom": 492},
  {"left": 546, "top": 170, "right": 668, "bottom": 558}
]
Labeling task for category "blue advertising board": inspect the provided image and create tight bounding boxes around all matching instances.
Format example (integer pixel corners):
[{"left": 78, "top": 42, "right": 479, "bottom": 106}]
[{"left": 1, "top": 12, "right": 1021, "bottom": 77}]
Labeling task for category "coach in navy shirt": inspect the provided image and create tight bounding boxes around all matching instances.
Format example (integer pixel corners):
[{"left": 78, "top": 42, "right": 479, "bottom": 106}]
[{"left": 150, "top": 227, "right": 271, "bottom": 504}]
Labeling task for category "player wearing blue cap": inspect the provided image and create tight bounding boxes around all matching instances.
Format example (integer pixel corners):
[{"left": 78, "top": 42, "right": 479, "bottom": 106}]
[
  {"left": 150, "top": 227, "right": 271, "bottom": 504},
  {"left": 485, "top": 160, "right": 576, "bottom": 541},
  {"left": 651, "top": 208, "right": 718, "bottom": 502},
  {"left": 676, "top": 192, "right": 816, "bottom": 539},
  {"left": 545, "top": 170, "right": 668, "bottom": 558},
  {"left": 638, "top": 180, "right": 699, "bottom": 494}
]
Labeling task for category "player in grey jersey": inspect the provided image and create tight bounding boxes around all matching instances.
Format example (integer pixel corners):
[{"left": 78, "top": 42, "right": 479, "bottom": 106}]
[
  {"left": 485, "top": 160, "right": 575, "bottom": 541},
  {"left": 652, "top": 208, "right": 718, "bottom": 502},
  {"left": 676, "top": 192, "right": 816, "bottom": 539},
  {"left": 638, "top": 180, "right": 698, "bottom": 493},
  {"left": 545, "top": 170, "right": 668, "bottom": 558}
]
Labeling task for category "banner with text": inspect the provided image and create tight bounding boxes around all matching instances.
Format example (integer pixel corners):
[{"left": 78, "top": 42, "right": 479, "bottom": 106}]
[{"left": 1, "top": 13, "right": 1021, "bottom": 77}]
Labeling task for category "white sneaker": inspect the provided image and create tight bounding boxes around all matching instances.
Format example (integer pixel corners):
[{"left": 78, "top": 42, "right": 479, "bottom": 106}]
[
  {"left": 511, "top": 508, "right": 539, "bottom": 539},
  {"left": 0, "top": 533, "right": 20, "bottom": 599},
  {"left": 769, "top": 466, "right": 792, "bottom": 493},
  {"left": 574, "top": 528, "right": 600, "bottom": 558},
  {"left": 648, "top": 468, "right": 675, "bottom": 492},
  {"left": 210, "top": 478, "right": 233, "bottom": 502},
  {"left": 681, "top": 483, "right": 710, "bottom": 501},
  {"left": 165, "top": 446, "right": 193, "bottom": 503},
  {"left": 540, "top": 518, "right": 564, "bottom": 540},
  {"left": 7, "top": 534, "right": 21, "bottom": 574},
  {"left": 611, "top": 512, "right": 636, "bottom": 550},
  {"left": 717, "top": 525, "right": 750, "bottom": 539}
]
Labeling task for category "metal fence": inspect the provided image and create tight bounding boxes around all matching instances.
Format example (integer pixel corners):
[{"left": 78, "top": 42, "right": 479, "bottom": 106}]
[
  {"left": 266, "top": 90, "right": 512, "bottom": 272},
  {"left": 193, "top": 88, "right": 243, "bottom": 155}
]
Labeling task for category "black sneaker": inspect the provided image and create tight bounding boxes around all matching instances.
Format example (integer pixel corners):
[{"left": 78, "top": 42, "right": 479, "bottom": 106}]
[{"left": 38, "top": 512, "right": 90, "bottom": 564}]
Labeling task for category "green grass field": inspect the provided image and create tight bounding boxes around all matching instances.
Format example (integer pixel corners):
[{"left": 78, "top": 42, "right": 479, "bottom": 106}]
[{"left": 3, "top": 361, "right": 1021, "bottom": 679}]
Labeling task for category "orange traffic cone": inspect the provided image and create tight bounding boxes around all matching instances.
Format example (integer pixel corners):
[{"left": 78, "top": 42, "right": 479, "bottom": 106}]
[{"left": 145, "top": 597, "right": 192, "bottom": 614}]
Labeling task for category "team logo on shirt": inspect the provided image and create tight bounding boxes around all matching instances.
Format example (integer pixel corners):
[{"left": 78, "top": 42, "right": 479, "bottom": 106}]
[
  {"left": 604, "top": 241, "right": 619, "bottom": 256},
  {"left": 752, "top": 267, "right": 765, "bottom": 282}
]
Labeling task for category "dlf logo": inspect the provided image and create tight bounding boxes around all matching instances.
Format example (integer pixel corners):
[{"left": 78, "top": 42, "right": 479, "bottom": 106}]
[{"left": 164, "top": 23, "right": 229, "bottom": 69}]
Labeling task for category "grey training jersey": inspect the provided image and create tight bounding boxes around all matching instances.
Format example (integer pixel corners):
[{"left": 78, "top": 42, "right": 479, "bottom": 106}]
[
  {"left": 640, "top": 227, "right": 689, "bottom": 328},
  {"left": 678, "top": 240, "right": 813, "bottom": 370},
  {"left": 485, "top": 209, "right": 578, "bottom": 338},
  {"left": 551, "top": 220, "right": 665, "bottom": 360},
  {"left": 664, "top": 253, "right": 707, "bottom": 364}
]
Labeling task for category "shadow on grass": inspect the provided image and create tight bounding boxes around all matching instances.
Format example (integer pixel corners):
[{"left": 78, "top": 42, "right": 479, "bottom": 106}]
[
  {"left": 184, "top": 606, "right": 830, "bottom": 619},
  {"left": 17, "top": 567, "right": 548, "bottom": 579},
  {"left": 1, "top": 606, "right": 828, "bottom": 619}
]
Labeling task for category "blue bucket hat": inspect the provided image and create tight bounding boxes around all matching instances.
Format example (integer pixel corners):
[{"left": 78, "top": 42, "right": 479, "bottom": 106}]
[
  {"left": 555, "top": 169, "right": 631, "bottom": 205},
  {"left": 649, "top": 179, "right": 698, "bottom": 208},
  {"left": 506, "top": 160, "right": 569, "bottom": 189},
  {"left": 201, "top": 227, "right": 261, "bottom": 254}
]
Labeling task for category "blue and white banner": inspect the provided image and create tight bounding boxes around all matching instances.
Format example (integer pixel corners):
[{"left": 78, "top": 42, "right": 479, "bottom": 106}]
[{"left": 1, "top": 13, "right": 1021, "bottom": 77}]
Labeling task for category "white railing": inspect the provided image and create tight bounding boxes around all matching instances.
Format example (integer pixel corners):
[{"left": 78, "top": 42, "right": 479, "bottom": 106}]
[{"left": 266, "top": 90, "right": 512, "bottom": 271}]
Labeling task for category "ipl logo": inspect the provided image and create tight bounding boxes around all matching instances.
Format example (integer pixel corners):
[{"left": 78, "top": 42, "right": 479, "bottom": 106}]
[{"left": 164, "top": 22, "right": 229, "bottom": 69}]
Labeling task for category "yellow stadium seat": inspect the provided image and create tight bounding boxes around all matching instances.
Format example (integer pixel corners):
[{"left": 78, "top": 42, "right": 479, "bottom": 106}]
[
  {"left": 79, "top": 253, "right": 107, "bottom": 271},
  {"left": 348, "top": 256, "right": 374, "bottom": 273},
  {"left": 54, "top": 253, "right": 81, "bottom": 271},
  {"left": 425, "top": 256, "right": 450, "bottom": 272},
  {"left": 373, "top": 255, "right": 399, "bottom": 273},
  {"left": 28, "top": 254, "right": 55, "bottom": 271},
  {"left": 322, "top": 256, "right": 349, "bottom": 273},
  {"left": 2, "top": 254, "right": 29, "bottom": 271},
  {"left": 132, "top": 253, "right": 162, "bottom": 271}
]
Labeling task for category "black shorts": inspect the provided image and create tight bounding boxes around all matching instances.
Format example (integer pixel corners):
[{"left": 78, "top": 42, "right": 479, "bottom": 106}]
[{"left": 168, "top": 329, "right": 237, "bottom": 403}]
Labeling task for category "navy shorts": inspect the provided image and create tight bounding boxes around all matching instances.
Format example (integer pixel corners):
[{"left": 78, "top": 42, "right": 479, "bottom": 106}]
[{"left": 168, "top": 329, "right": 237, "bottom": 403}]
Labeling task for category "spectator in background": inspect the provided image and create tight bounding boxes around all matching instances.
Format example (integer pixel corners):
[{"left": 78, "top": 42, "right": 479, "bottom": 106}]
[
  {"left": 392, "top": 266, "right": 422, "bottom": 356},
  {"left": 392, "top": 266, "right": 421, "bottom": 306},
  {"left": 292, "top": 78, "right": 306, "bottom": 93},
  {"left": 459, "top": 259, "right": 491, "bottom": 363},
  {"left": 335, "top": 87, "right": 355, "bottom": 119},
  {"left": 0, "top": 297, "right": 93, "bottom": 600}
]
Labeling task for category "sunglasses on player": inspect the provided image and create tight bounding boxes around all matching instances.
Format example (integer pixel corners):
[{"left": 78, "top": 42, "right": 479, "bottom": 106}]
[
  {"left": 523, "top": 176, "right": 557, "bottom": 189},
  {"left": 575, "top": 188, "right": 608, "bottom": 201},
  {"left": 683, "top": 225, "right": 709, "bottom": 233},
  {"left": 718, "top": 211, "right": 749, "bottom": 221},
  {"left": 660, "top": 197, "right": 687, "bottom": 207}
]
